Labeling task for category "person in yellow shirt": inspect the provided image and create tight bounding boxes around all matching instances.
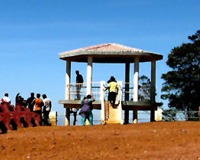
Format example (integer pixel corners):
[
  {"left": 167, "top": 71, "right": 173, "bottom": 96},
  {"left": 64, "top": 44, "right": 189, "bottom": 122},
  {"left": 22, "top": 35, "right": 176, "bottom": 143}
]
[{"left": 105, "top": 76, "right": 119, "bottom": 107}]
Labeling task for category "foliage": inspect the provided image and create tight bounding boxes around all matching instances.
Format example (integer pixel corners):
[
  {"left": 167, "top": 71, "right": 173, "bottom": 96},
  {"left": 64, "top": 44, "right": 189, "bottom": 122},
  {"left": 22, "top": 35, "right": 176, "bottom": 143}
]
[
  {"left": 161, "top": 30, "right": 200, "bottom": 113},
  {"left": 139, "top": 75, "right": 151, "bottom": 101},
  {"left": 161, "top": 107, "right": 177, "bottom": 121}
]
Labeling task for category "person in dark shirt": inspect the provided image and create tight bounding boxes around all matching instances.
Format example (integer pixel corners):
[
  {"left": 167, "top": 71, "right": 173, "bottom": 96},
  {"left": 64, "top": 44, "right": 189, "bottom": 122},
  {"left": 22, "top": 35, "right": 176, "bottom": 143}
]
[
  {"left": 26, "top": 92, "right": 35, "bottom": 112},
  {"left": 75, "top": 70, "right": 84, "bottom": 100}
]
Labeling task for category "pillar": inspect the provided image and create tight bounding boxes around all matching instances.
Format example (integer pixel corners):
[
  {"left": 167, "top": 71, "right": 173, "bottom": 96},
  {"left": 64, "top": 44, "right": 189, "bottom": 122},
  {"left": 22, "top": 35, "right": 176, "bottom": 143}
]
[
  {"left": 65, "top": 60, "right": 71, "bottom": 100},
  {"left": 65, "top": 60, "right": 71, "bottom": 126},
  {"left": 133, "top": 57, "right": 139, "bottom": 123},
  {"left": 124, "top": 62, "right": 130, "bottom": 124},
  {"left": 151, "top": 60, "right": 156, "bottom": 103},
  {"left": 87, "top": 56, "right": 93, "bottom": 95},
  {"left": 133, "top": 110, "right": 138, "bottom": 123},
  {"left": 118, "top": 81, "right": 124, "bottom": 124},
  {"left": 134, "top": 57, "right": 139, "bottom": 102},
  {"left": 151, "top": 109, "right": 155, "bottom": 122},
  {"left": 199, "top": 107, "right": 200, "bottom": 121},
  {"left": 65, "top": 108, "right": 70, "bottom": 126},
  {"left": 150, "top": 60, "right": 156, "bottom": 122},
  {"left": 100, "top": 81, "right": 106, "bottom": 124}
]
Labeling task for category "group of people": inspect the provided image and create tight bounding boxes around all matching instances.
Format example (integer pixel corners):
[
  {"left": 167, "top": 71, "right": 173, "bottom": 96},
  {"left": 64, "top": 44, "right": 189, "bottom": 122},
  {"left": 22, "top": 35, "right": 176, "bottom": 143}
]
[
  {"left": 74, "top": 73, "right": 119, "bottom": 126},
  {"left": 75, "top": 70, "right": 119, "bottom": 106},
  {"left": 1, "top": 70, "right": 119, "bottom": 128},
  {"left": 1, "top": 92, "right": 52, "bottom": 126}
]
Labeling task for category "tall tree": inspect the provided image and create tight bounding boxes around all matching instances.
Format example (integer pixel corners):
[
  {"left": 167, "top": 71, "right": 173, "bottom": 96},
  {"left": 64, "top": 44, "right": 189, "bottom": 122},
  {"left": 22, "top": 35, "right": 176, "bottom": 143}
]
[
  {"left": 139, "top": 75, "right": 151, "bottom": 102},
  {"left": 161, "top": 30, "right": 200, "bottom": 115}
]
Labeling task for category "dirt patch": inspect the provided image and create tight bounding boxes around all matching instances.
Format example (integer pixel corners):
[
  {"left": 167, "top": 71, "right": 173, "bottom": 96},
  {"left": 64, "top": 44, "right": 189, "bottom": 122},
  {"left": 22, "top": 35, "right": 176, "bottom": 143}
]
[{"left": 1, "top": 122, "right": 200, "bottom": 160}]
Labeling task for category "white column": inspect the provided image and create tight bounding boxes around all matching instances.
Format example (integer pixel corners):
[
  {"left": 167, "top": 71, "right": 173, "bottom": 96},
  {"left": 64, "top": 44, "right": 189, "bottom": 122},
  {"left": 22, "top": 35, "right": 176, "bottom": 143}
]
[
  {"left": 65, "top": 60, "right": 71, "bottom": 100},
  {"left": 118, "top": 81, "right": 124, "bottom": 124},
  {"left": 100, "top": 81, "right": 106, "bottom": 124},
  {"left": 87, "top": 56, "right": 93, "bottom": 95},
  {"left": 133, "top": 57, "right": 139, "bottom": 102},
  {"left": 151, "top": 60, "right": 156, "bottom": 103}
]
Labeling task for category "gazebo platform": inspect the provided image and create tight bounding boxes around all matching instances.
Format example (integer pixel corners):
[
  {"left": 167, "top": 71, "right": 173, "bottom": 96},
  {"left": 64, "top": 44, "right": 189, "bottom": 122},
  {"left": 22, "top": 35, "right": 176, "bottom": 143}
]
[
  {"left": 59, "top": 99, "right": 162, "bottom": 125},
  {"left": 59, "top": 99, "right": 161, "bottom": 110}
]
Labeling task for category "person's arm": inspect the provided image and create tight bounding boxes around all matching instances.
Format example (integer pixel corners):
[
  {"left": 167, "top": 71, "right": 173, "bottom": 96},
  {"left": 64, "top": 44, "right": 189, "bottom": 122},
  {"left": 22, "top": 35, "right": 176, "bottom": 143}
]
[
  {"left": 50, "top": 101, "right": 52, "bottom": 112},
  {"left": 116, "top": 83, "right": 119, "bottom": 94},
  {"left": 15, "top": 93, "right": 20, "bottom": 102},
  {"left": 91, "top": 95, "right": 95, "bottom": 102},
  {"left": 104, "top": 83, "right": 110, "bottom": 91},
  {"left": 1, "top": 97, "right": 4, "bottom": 103},
  {"left": 104, "top": 86, "right": 109, "bottom": 91}
]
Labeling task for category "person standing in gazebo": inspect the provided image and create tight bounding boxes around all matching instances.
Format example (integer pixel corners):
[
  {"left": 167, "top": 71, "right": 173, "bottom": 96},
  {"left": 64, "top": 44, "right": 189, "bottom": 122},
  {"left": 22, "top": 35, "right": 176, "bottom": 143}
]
[
  {"left": 105, "top": 76, "right": 119, "bottom": 107},
  {"left": 75, "top": 70, "right": 84, "bottom": 100}
]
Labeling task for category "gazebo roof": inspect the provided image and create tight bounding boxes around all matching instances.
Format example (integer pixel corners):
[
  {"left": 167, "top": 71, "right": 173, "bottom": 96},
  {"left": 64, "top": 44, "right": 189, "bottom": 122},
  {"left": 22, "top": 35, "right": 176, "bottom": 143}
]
[{"left": 59, "top": 43, "right": 163, "bottom": 63}]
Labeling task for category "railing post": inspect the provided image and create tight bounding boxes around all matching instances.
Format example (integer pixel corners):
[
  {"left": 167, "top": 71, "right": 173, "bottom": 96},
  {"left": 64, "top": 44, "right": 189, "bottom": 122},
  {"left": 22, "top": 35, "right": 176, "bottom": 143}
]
[{"left": 100, "top": 81, "right": 106, "bottom": 124}]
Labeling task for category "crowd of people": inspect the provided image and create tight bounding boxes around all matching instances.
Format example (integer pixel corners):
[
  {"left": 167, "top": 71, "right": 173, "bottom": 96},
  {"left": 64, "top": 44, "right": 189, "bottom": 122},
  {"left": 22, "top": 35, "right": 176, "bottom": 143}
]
[
  {"left": 1, "top": 71, "right": 119, "bottom": 127},
  {"left": 1, "top": 92, "right": 52, "bottom": 126}
]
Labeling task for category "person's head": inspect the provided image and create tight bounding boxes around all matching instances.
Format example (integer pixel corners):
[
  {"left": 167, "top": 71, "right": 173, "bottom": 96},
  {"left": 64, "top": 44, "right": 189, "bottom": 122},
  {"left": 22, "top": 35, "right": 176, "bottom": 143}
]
[
  {"left": 76, "top": 70, "right": 79, "bottom": 75},
  {"left": 4, "top": 93, "right": 9, "bottom": 97},
  {"left": 36, "top": 93, "right": 40, "bottom": 98},
  {"left": 110, "top": 76, "right": 116, "bottom": 82},
  {"left": 31, "top": 92, "right": 34, "bottom": 97},
  {"left": 18, "top": 96, "right": 22, "bottom": 100},
  {"left": 86, "top": 95, "right": 91, "bottom": 99},
  {"left": 42, "top": 94, "right": 47, "bottom": 99}
]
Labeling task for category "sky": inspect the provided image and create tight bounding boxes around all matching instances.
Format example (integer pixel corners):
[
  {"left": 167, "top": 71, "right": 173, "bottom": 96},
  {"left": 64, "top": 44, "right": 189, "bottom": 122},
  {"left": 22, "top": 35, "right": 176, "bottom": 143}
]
[{"left": 0, "top": 0, "right": 200, "bottom": 115}]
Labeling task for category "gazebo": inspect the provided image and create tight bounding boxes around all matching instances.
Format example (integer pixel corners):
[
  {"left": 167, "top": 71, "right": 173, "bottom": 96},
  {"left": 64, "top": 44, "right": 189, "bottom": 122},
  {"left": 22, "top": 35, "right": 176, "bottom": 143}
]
[{"left": 59, "top": 43, "right": 163, "bottom": 125}]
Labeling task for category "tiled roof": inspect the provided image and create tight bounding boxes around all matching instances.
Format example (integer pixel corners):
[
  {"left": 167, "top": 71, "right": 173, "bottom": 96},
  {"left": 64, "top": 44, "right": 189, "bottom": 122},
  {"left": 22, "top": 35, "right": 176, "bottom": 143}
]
[
  {"left": 60, "top": 43, "right": 145, "bottom": 55},
  {"left": 59, "top": 43, "right": 163, "bottom": 62}
]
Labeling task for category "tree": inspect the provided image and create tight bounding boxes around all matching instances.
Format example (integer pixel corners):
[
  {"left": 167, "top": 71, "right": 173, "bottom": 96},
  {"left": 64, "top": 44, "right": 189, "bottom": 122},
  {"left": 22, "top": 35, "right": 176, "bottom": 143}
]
[
  {"left": 139, "top": 75, "right": 151, "bottom": 102},
  {"left": 161, "top": 30, "right": 200, "bottom": 119}
]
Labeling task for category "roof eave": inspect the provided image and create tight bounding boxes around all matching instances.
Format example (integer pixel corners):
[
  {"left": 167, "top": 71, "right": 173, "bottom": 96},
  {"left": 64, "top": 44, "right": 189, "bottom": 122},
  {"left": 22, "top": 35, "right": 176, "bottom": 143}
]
[{"left": 59, "top": 51, "right": 163, "bottom": 63}]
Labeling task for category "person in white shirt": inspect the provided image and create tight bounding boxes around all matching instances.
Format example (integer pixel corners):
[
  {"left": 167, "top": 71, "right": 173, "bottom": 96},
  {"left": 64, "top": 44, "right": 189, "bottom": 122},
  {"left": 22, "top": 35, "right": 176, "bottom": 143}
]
[
  {"left": 42, "top": 94, "right": 52, "bottom": 126},
  {"left": 1, "top": 93, "right": 11, "bottom": 105}
]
